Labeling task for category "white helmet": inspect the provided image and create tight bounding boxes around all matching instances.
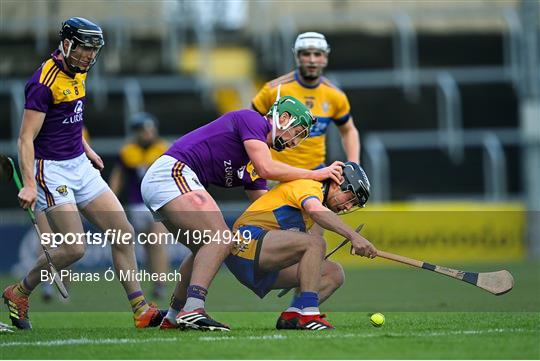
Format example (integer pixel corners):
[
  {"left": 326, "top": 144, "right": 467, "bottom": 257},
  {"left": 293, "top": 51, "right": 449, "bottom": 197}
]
[{"left": 292, "top": 32, "right": 330, "bottom": 55}]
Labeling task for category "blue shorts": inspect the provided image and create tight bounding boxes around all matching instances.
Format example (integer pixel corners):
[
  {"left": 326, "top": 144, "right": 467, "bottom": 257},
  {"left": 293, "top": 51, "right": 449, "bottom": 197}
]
[{"left": 225, "top": 225, "right": 279, "bottom": 298}]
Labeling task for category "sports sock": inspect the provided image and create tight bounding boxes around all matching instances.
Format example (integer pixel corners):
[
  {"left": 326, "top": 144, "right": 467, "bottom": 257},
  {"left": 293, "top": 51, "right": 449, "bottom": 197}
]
[
  {"left": 298, "top": 292, "right": 320, "bottom": 315},
  {"left": 14, "top": 278, "right": 33, "bottom": 298},
  {"left": 285, "top": 293, "right": 302, "bottom": 313},
  {"left": 128, "top": 290, "right": 149, "bottom": 317},
  {"left": 182, "top": 285, "right": 207, "bottom": 312},
  {"left": 166, "top": 295, "right": 186, "bottom": 321}
]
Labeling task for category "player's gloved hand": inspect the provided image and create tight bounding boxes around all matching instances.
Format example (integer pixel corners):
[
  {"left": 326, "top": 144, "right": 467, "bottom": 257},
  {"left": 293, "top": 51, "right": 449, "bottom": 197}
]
[
  {"left": 86, "top": 149, "right": 104, "bottom": 171},
  {"left": 18, "top": 186, "right": 37, "bottom": 210},
  {"left": 311, "top": 161, "right": 344, "bottom": 184},
  {"left": 351, "top": 234, "right": 377, "bottom": 259}
]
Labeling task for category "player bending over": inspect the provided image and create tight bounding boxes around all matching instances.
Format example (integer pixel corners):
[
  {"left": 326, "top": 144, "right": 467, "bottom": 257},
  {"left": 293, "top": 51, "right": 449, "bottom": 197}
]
[
  {"left": 143, "top": 96, "right": 344, "bottom": 331},
  {"left": 161, "top": 162, "right": 376, "bottom": 330},
  {"left": 228, "top": 162, "right": 375, "bottom": 330}
]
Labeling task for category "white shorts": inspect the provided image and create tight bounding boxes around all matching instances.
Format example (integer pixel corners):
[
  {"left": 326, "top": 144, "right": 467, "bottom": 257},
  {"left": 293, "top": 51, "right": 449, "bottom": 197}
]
[
  {"left": 141, "top": 155, "right": 205, "bottom": 221},
  {"left": 35, "top": 153, "right": 109, "bottom": 212}
]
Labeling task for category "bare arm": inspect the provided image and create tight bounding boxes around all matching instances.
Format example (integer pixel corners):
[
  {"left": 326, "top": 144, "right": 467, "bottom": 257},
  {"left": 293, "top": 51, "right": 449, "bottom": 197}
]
[
  {"left": 303, "top": 197, "right": 377, "bottom": 258},
  {"left": 337, "top": 117, "right": 360, "bottom": 164},
  {"left": 17, "top": 109, "right": 45, "bottom": 209},
  {"left": 82, "top": 136, "right": 104, "bottom": 170},
  {"left": 244, "top": 139, "right": 343, "bottom": 183}
]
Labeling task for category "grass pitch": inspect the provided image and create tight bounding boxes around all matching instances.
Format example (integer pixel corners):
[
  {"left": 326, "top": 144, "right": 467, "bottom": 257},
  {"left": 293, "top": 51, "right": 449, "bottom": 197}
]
[
  {"left": 0, "top": 312, "right": 538, "bottom": 359},
  {"left": 1, "top": 261, "right": 539, "bottom": 359}
]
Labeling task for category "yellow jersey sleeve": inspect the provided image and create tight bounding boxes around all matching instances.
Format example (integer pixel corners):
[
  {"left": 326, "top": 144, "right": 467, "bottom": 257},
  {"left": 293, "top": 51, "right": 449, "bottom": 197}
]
[
  {"left": 284, "top": 179, "right": 324, "bottom": 209},
  {"left": 332, "top": 89, "right": 351, "bottom": 125},
  {"left": 251, "top": 83, "right": 274, "bottom": 115}
]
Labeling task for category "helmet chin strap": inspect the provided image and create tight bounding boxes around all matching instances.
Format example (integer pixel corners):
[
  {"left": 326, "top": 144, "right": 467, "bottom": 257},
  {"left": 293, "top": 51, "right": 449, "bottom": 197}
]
[
  {"left": 271, "top": 84, "right": 281, "bottom": 148},
  {"left": 58, "top": 40, "right": 82, "bottom": 73},
  {"left": 59, "top": 40, "right": 73, "bottom": 59},
  {"left": 272, "top": 85, "right": 300, "bottom": 149}
]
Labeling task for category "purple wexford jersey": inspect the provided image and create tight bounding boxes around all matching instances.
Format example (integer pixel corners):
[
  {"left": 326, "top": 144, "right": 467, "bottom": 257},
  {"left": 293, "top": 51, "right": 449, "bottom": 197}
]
[
  {"left": 165, "top": 109, "right": 270, "bottom": 190},
  {"left": 24, "top": 50, "right": 87, "bottom": 160}
]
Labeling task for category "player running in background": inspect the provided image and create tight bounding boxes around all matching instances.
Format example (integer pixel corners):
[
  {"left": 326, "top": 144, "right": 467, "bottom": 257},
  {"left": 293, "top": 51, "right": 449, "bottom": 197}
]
[
  {"left": 143, "top": 96, "right": 343, "bottom": 331},
  {"left": 252, "top": 32, "right": 360, "bottom": 170},
  {"left": 3, "top": 17, "right": 162, "bottom": 330},
  {"left": 109, "top": 112, "right": 170, "bottom": 299},
  {"left": 226, "top": 162, "right": 376, "bottom": 330}
]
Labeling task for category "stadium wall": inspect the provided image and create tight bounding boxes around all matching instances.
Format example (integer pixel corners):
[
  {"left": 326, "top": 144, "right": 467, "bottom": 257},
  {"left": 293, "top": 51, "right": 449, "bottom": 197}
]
[{"left": 324, "top": 201, "right": 525, "bottom": 267}]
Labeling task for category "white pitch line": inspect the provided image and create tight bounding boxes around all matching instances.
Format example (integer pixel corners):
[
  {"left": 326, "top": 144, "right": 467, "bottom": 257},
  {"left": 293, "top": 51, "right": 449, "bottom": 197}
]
[
  {"left": 198, "top": 328, "right": 534, "bottom": 342},
  {"left": 199, "top": 334, "right": 287, "bottom": 341},
  {"left": 0, "top": 328, "right": 535, "bottom": 348},
  {"left": 0, "top": 336, "right": 181, "bottom": 348}
]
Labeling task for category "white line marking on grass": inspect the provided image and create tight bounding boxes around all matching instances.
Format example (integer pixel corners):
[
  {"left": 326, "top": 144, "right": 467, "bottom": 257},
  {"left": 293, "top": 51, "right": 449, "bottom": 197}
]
[
  {"left": 0, "top": 328, "right": 535, "bottom": 348},
  {"left": 0, "top": 337, "right": 180, "bottom": 348},
  {"left": 199, "top": 334, "right": 287, "bottom": 342},
  {"left": 197, "top": 328, "right": 535, "bottom": 342}
]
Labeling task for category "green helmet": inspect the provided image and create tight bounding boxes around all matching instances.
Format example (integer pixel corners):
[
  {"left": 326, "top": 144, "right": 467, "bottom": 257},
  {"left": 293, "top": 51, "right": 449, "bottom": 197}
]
[
  {"left": 269, "top": 87, "right": 317, "bottom": 151},
  {"left": 269, "top": 95, "right": 315, "bottom": 131}
]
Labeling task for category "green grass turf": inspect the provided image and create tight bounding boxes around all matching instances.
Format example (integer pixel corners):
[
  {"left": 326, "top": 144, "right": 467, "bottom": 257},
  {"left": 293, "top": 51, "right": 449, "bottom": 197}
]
[
  {"left": 0, "top": 261, "right": 539, "bottom": 359},
  {"left": 0, "top": 312, "right": 538, "bottom": 359}
]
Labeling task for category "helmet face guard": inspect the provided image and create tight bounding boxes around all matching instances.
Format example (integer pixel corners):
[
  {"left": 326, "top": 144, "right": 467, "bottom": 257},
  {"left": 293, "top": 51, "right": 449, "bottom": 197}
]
[
  {"left": 59, "top": 17, "right": 105, "bottom": 73},
  {"left": 328, "top": 162, "right": 371, "bottom": 214},
  {"left": 269, "top": 88, "right": 315, "bottom": 151},
  {"left": 273, "top": 125, "right": 310, "bottom": 152},
  {"left": 327, "top": 189, "right": 358, "bottom": 215}
]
